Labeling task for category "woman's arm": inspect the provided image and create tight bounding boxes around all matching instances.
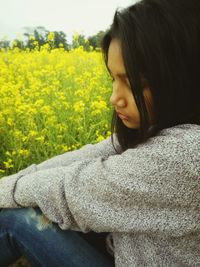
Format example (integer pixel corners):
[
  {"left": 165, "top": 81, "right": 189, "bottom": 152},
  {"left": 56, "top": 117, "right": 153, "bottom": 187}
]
[
  {"left": 35, "top": 134, "right": 121, "bottom": 171},
  {"left": 0, "top": 125, "right": 199, "bottom": 236},
  {"left": 2, "top": 134, "right": 121, "bottom": 179}
]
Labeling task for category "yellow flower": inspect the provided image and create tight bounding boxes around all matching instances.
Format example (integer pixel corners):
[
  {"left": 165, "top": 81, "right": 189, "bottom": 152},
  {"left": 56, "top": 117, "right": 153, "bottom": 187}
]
[
  {"left": 91, "top": 100, "right": 108, "bottom": 111},
  {"left": 61, "top": 145, "right": 69, "bottom": 152},
  {"left": 67, "top": 66, "right": 75, "bottom": 75},
  {"left": 14, "top": 130, "right": 24, "bottom": 139},
  {"left": 19, "top": 149, "right": 30, "bottom": 156},
  {"left": 7, "top": 118, "right": 14, "bottom": 126},
  {"left": 35, "top": 136, "right": 45, "bottom": 143},
  {"left": 47, "top": 32, "right": 55, "bottom": 42},
  {"left": 73, "top": 101, "right": 85, "bottom": 113},
  {"left": 35, "top": 99, "right": 45, "bottom": 107},
  {"left": 106, "top": 131, "right": 111, "bottom": 137},
  {"left": 29, "top": 130, "right": 38, "bottom": 137},
  {"left": 3, "top": 159, "right": 14, "bottom": 169},
  {"left": 96, "top": 135, "right": 105, "bottom": 142},
  {"left": 47, "top": 116, "right": 57, "bottom": 124},
  {"left": 29, "top": 35, "right": 35, "bottom": 41},
  {"left": 5, "top": 151, "right": 11, "bottom": 156},
  {"left": 0, "top": 45, "right": 112, "bottom": 174},
  {"left": 41, "top": 105, "right": 53, "bottom": 115}
]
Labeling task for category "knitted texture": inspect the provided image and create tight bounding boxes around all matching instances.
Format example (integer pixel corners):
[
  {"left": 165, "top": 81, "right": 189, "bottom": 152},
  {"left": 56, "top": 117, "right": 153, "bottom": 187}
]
[{"left": 0, "top": 124, "right": 199, "bottom": 266}]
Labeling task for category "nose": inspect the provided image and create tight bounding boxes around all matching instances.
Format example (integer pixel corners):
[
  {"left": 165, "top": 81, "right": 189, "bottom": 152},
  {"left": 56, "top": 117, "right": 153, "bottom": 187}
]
[{"left": 109, "top": 88, "right": 126, "bottom": 108}]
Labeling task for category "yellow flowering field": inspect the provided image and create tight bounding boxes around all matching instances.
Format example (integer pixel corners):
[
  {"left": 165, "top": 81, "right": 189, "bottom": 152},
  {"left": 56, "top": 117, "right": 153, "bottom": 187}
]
[{"left": 0, "top": 47, "right": 112, "bottom": 177}]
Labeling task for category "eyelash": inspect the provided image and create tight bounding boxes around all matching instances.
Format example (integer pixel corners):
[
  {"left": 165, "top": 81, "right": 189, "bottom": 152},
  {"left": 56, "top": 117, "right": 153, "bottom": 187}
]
[{"left": 110, "top": 76, "right": 130, "bottom": 88}]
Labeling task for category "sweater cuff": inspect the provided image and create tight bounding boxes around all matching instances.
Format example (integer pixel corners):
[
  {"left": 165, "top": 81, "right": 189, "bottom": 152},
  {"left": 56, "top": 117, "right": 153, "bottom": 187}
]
[
  {"left": 0, "top": 173, "right": 24, "bottom": 208},
  {"left": 0, "top": 164, "right": 37, "bottom": 208}
]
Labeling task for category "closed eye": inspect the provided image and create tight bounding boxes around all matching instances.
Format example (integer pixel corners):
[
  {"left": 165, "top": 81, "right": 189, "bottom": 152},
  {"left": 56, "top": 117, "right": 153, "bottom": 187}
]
[
  {"left": 109, "top": 74, "right": 131, "bottom": 88},
  {"left": 122, "top": 77, "right": 131, "bottom": 88},
  {"left": 109, "top": 73, "right": 115, "bottom": 83}
]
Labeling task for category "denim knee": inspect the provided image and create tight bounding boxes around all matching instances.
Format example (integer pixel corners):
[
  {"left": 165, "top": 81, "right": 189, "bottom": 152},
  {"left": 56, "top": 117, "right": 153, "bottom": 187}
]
[{"left": 0, "top": 208, "right": 54, "bottom": 232}]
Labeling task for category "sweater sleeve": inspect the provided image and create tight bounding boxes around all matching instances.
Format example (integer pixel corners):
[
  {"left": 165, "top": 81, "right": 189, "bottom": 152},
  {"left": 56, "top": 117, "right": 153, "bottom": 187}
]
[
  {"left": 0, "top": 125, "right": 199, "bottom": 237},
  {"left": 35, "top": 134, "right": 121, "bottom": 171},
  {"left": 0, "top": 134, "right": 120, "bottom": 196}
]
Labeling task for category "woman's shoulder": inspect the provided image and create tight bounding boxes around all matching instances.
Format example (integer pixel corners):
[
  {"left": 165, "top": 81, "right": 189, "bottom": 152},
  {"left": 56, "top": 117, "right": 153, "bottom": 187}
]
[
  {"left": 127, "top": 123, "right": 200, "bottom": 163},
  {"left": 159, "top": 123, "right": 200, "bottom": 136},
  {"left": 149, "top": 123, "right": 200, "bottom": 147}
]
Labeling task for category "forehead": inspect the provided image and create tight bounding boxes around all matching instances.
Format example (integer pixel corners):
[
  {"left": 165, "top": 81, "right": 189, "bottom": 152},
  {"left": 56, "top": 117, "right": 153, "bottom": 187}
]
[{"left": 107, "top": 39, "right": 126, "bottom": 75}]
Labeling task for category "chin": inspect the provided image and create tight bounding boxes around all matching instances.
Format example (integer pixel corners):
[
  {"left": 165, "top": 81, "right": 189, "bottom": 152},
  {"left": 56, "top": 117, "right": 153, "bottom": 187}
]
[{"left": 123, "top": 120, "right": 140, "bottom": 129}]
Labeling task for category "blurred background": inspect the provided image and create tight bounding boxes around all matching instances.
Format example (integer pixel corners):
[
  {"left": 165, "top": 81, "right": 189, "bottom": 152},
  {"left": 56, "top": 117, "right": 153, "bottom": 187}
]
[{"left": 0, "top": 0, "right": 136, "bottom": 47}]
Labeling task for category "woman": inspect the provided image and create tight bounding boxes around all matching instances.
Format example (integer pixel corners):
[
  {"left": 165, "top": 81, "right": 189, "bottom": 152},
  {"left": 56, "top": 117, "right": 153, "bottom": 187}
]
[{"left": 0, "top": 0, "right": 199, "bottom": 266}]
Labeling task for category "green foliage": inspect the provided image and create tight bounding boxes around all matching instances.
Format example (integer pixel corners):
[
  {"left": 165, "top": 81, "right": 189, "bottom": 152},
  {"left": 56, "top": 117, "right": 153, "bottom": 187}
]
[
  {"left": 88, "top": 31, "right": 106, "bottom": 50},
  {"left": 0, "top": 27, "right": 106, "bottom": 51}
]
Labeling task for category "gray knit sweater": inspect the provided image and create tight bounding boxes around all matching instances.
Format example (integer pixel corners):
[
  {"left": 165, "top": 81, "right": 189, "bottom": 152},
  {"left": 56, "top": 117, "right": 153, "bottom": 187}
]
[{"left": 0, "top": 124, "right": 199, "bottom": 266}]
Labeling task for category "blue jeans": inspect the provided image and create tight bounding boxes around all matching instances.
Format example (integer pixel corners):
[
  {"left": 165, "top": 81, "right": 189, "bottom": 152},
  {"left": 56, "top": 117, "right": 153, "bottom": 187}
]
[{"left": 0, "top": 208, "right": 115, "bottom": 267}]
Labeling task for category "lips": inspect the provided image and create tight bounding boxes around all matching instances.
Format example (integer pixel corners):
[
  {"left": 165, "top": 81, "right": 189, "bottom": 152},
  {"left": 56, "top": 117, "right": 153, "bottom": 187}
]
[{"left": 117, "top": 112, "right": 129, "bottom": 120}]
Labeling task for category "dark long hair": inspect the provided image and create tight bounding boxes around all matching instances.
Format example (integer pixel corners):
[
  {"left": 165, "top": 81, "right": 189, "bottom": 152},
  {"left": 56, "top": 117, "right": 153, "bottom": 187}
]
[{"left": 102, "top": 0, "right": 200, "bottom": 152}]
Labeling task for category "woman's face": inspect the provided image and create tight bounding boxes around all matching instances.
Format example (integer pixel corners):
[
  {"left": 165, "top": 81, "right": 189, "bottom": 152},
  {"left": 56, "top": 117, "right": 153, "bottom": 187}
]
[{"left": 108, "top": 39, "right": 155, "bottom": 129}]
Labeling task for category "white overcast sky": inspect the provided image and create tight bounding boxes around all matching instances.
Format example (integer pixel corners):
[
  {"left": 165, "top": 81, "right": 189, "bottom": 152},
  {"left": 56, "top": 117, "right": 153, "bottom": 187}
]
[{"left": 0, "top": 0, "right": 138, "bottom": 41}]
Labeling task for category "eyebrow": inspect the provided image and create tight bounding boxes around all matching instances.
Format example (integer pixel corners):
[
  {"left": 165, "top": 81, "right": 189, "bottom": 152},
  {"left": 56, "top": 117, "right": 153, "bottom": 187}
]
[{"left": 107, "top": 66, "right": 128, "bottom": 79}]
